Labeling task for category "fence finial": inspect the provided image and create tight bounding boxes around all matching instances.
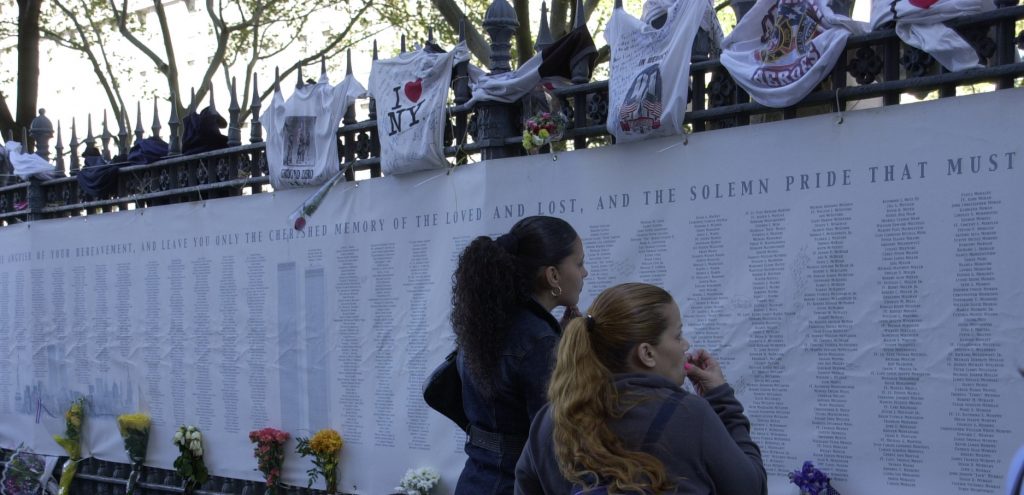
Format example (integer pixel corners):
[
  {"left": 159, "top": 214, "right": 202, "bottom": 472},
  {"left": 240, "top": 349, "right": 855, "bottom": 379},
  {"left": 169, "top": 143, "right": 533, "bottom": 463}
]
[
  {"left": 135, "top": 102, "right": 144, "bottom": 144},
  {"left": 459, "top": 17, "right": 466, "bottom": 41},
  {"left": 151, "top": 96, "right": 162, "bottom": 139},
  {"left": 86, "top": 113, "right": 95, "bottom": 146},
  {"left": 168, "top": 92, "right": 181, "bottom": 156},
  {"left": 574, "top": 0, "right": 585, "bottom": 29},
  {"left": 55, "top": 121, "right": 65, "bottom": 176},
  {"left": 250, "top": 72, "right": 263, "bottom": 144},
  {"left": 101, "top": 109, "right": 112, "bottom": 160},
  {"left": 117, "top": 108, "right": 129, "bottom": 156},
  {"left": 228, "top": 76, "right": 241, "bottom": 147},
  {"left": 428, "top": 26, "right": 435, "bottom": 44},
  {"left": 401, "top": 34, "right": 407, "bottom": 53},
  {"left": 209, "top": 85, "right": 216, "bottom": 112},
  {"left": 189, "top": 87, "right": 197, "bottom": 115},
  {"left": 369, "top": 42, "right": 378, "bottom": 121},
  {"left": 296, "top": 64, "right": 304, "bottom": 89},
  {"left": 70, "top": 118, "right": 80, "bottom": 175},
  {"left": 346, "top": 49, "right": 353, "bottom": 76},
  {"left": 483, "top": 0, "right": 519, "bottom": 73},
  {"left": 321, "top": 56, "right": 327, "bottom": 77},
  {"left": 536, "top": 1, "right": 553, "bottom": 52},
  {"left": 274, "top": 66, "right": 281, "bottom": 92}
]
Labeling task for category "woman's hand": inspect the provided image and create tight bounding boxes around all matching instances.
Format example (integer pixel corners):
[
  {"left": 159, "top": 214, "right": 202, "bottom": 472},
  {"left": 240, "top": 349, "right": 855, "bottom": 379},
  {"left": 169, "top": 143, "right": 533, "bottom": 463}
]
[
  {"left": 560, "top": 305, "right": 582, "bottom": 330},
  {"left": 684, "top": 348, "right": 726, "bottom": 396}
]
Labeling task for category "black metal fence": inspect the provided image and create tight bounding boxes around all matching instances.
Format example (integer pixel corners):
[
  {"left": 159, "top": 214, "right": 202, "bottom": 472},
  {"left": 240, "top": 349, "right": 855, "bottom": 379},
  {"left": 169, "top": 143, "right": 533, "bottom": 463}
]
[{"left": 1, "top": 1, "right": 1023, "bottom": 493}]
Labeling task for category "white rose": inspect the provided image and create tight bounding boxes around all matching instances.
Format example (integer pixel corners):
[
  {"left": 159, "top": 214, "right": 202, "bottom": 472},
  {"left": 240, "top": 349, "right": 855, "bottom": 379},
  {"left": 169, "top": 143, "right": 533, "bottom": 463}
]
[{"left": 174, "top": 431, "right": 184, "bottom": 444}]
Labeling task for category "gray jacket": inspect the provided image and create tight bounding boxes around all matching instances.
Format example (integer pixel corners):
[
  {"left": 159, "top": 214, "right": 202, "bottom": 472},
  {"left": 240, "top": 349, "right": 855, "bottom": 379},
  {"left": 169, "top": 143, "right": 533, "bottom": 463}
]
[{"left": 514, "top": 373, "right": 767, "bottom": 495}]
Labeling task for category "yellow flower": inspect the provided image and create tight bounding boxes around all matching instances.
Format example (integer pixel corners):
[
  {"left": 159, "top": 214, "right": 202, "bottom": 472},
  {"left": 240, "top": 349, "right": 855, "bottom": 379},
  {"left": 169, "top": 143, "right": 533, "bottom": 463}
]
[
  {"left": 308, "top": 428, "right": 343, "bottom": 456},
  {"left": 117, "top": 413, "right": 151, "bottom": 436}
]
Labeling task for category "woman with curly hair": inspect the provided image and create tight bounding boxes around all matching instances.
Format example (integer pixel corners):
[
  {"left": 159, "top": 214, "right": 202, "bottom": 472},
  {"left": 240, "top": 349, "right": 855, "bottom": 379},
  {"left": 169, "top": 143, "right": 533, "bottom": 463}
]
[
  {"left": 515, "top": 283, "right": 766, "bottom": 495},
  {"left": 452, "top": 215, "right": 588, "bottom": 495}
]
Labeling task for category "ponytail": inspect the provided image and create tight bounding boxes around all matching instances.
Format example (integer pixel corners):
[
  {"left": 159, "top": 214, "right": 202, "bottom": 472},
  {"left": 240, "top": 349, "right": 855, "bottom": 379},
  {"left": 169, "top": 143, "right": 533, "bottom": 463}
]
[
  {"left": 451, "top": 235, "right": 528, "bottom": 399},
  {"left": 547, "top": 284, "right": 675, "bottom": 494}
]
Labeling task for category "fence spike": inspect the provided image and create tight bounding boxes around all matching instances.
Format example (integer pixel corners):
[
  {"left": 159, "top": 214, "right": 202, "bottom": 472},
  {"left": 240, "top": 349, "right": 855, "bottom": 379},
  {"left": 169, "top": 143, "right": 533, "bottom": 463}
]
[
  {"left": 536, "top": 1, "right": 553, "bottom": 52},
  {"left": 250, "top": 72, "right": 263, "bottom": 144},
  {"left": 55, "top": 121, "right": 65, "bottom": 176},
  {"left": 228, "top": 76, "right": 241, "bottom": 147},
  {"left": 168, "top": 92, "right": 181, "bottom": 156},
  {"left": 70, "top": 118, "right": 80, "bottom": 175},
  {"left": 346, "top": 49, "right": 353, "bottom": 76},
  {"left": 135, "top": 101, "right": 144, "bottom": 144},
  {"left": 151, "top": 96, "right": 162, "bottom": 138}
]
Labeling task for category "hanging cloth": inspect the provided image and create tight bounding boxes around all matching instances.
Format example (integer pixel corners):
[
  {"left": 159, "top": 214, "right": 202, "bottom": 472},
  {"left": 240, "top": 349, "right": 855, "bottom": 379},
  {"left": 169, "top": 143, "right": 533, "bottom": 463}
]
[
  {"left": 870, "top": 0, "right": 986, "bottom": 72},
  {"left": 264, "top": 72, "right": 365, "bottom": 189},
  {"left": 604, "top": 0, "right": 706, "bottom": 143},
  {"left": 720, "top": 0, "right": 866, "bottom": 108},
  {"left": 369, "top": 42, "right": 469, "bottom": 175}
]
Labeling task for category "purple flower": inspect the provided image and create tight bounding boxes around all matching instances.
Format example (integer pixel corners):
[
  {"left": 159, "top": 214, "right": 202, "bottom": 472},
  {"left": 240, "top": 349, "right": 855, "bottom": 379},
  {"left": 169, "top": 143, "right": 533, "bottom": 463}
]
[{"left": 788, "top": 461, "right": 838, "bottom": 495}]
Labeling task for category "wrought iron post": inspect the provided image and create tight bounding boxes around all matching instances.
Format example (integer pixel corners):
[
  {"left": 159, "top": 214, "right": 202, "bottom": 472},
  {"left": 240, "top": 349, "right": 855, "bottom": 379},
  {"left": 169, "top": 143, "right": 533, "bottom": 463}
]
[
  {"left": 478, "top": 0, "right": 522, "bottom": 160},
  {"left": 343, "top": 50, "right": 356, "bottom": 125},
  {"left": 135, "top": 102, "right": 145, "bottom": 144},
  {"left": 151, "top": 97, "right": 162, "bottom": 139},
  {"left": 118, "top": 109, "right": 129, "bottom": 157}
]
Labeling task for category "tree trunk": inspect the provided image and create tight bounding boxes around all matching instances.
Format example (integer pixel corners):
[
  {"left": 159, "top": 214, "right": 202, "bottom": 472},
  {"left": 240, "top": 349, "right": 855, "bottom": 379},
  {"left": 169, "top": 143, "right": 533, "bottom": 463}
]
[{"left": 16, "top": 0, "right": 43, "bottom": 140}]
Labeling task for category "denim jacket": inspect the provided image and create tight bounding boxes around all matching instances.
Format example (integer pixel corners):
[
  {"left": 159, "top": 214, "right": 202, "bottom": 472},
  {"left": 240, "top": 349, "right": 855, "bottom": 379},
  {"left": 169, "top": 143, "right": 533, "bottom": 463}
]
[{"left": 454, "top": 299, "right": 562, "bottom": 495}]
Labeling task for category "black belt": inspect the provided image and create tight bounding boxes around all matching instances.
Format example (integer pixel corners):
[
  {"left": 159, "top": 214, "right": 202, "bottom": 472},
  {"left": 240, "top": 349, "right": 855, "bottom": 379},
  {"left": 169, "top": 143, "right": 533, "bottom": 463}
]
[{"left": 468, "top": 425, "right": 527, "bottom": 457}]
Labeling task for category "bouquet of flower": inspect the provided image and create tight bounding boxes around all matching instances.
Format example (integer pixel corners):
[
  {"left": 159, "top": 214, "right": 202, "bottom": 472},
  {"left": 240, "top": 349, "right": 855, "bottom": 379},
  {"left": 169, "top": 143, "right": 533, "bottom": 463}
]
[
  {"left": 522, "top": 111, "right": 566, "bottom": 154},
  {"left": 52, "top": 397, "right": 86, "bottom": 495},
  {"left": 788, "top": 461, "right": 841, "bottom": 495},
  {"left": 398, "top": 467, "right": 440, "bottom": 495},
  {"left": 116, "top": 413, "right": 151, "bottom": 494},
  {"left": 295, "top": 428, "right": 343, "bottom": 493},
  {"left": 2, "top": 446, "right": 48, "bottom": 495},
  {"left": 172, "top": 425, "right": 209, "bottom": 494},
  {"left": 249, "top": 427, "right": 290, "bottom": 494}
]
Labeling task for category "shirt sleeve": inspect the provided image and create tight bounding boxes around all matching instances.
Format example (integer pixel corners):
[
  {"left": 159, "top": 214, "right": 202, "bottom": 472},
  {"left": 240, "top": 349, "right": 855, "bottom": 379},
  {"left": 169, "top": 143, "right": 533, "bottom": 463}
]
[
  {"left": 517, "top": 334, "right": 560, "bottom": 424},
  {"left": 698, "top": 384, "right": 768, "bottom": 495}
]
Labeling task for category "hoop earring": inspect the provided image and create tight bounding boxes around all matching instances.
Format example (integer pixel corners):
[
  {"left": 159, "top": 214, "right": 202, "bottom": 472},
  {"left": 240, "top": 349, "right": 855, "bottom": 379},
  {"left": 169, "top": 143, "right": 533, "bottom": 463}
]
[{"left": 550, "top": 285, "right": 562, "bottom": 297}]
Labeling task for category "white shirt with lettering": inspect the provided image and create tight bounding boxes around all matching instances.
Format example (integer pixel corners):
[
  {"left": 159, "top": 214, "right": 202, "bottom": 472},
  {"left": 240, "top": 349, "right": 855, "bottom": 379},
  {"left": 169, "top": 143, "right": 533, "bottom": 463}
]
[{"left": 369, "top": 42, "right": 469, "bottom": 176}]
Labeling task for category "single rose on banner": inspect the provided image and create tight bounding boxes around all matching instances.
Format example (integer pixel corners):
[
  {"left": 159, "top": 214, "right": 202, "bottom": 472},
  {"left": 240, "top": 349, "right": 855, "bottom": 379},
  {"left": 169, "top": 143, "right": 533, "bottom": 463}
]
[
  {"left": 52, "top": 397, "right": 86, "bottom": 495},
  {"left": 398, "top": 467, "right": 440, "bottom": 495},
  {"left": 295, "top": 428, "right": 343, "bottom": 494},
  {"left": 116, "top": 412, "right": 151, "bottom": 495},
  {"left": 172, "top": 425, "right": 209, "bottom": 494},
  {"left": 789, "top": 461, "right": 841, "bottom": 495},
  {"left": 249, "top": 427, "right": 290, "bottom": 494}
]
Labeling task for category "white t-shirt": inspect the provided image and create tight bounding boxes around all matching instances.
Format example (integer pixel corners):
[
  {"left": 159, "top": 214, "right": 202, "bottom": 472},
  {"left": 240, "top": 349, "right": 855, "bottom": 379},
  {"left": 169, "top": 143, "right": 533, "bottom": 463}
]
[
  {"left": 720, "top": 0, "right": 866, "bottom": 108},
  {"left": 369, "top": 43, "right": 469, "bottom": 175},
  {"left": 264, "top": 73, "right": 365, "bottom": 190},
  {"left": 604, "top": 0, "right": 706, "bottom": 143},
  {"left": 870, "top": 0, "right": 986, "bottom": 72}
]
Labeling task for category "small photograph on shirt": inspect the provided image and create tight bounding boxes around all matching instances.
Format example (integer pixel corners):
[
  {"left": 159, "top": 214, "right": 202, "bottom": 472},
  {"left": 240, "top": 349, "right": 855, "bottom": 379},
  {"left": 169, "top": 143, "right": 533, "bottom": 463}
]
[{"left": 283, "top": 116, "right": 317, "bottom": 169}]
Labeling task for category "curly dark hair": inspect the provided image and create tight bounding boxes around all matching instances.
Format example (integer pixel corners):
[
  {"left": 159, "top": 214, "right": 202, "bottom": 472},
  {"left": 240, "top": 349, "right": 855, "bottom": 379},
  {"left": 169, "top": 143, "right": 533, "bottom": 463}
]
[{"left": 451, "top": 216, "right": 579, "bottom": 399}]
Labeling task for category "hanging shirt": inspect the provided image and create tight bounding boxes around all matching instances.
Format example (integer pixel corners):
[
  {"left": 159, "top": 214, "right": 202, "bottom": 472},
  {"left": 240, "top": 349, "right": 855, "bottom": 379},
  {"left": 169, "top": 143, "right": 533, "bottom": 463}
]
[
  {"left": 369, "top": 42, "right": 469, "bottom": 175},
  {"left": 870, "top": 0, "right": 986, "bottom": 72},
  {"left": 720, "top": 0, "right": 866, "bottom": 108},
  {"left": 264, "top": 73, "right": 365, "bottom": 190},
  {"left": 467, "top": 26, "right": 598, "bottom": 106},
  {"left": 604, "top": 0, "right": 706, "bottom": 143}
]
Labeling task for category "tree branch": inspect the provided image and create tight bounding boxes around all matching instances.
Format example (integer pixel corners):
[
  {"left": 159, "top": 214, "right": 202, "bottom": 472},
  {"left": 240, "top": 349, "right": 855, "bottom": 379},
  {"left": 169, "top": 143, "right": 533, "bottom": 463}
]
[{"left": 429, "top": 0, "right": 491, "bottom": 64}]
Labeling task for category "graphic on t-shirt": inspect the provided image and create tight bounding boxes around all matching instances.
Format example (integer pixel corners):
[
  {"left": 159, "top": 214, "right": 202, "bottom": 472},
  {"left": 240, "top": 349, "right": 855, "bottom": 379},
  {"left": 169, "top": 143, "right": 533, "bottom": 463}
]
[
  {"left": 752, "top": 0, "right": 825, "bottom": 88},
  {"left": 618, "top": 65, "right": 663, "bottom": 134},
  {"left": 387, "top": 79, "right": 426, "bottom": 136},
  {"left": 282, "top": 116, "right": 317, "bottom": 170}
]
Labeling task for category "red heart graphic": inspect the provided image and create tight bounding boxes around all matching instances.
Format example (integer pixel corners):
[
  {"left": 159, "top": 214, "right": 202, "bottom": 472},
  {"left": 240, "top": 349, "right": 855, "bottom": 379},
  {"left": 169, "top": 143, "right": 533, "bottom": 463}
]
[
  {"left": 908, "top": 0, "right": 938, "bottom": 8},
  {"left": 404, "top": 79, "right": 423, "bottom": 102}
]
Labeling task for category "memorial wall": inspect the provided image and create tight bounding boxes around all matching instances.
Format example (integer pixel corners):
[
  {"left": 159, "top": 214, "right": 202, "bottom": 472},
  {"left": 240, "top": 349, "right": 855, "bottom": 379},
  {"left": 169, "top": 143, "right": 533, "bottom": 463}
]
[{"left": 1, "top": 88, "right": 1022, "bottom": 494}]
